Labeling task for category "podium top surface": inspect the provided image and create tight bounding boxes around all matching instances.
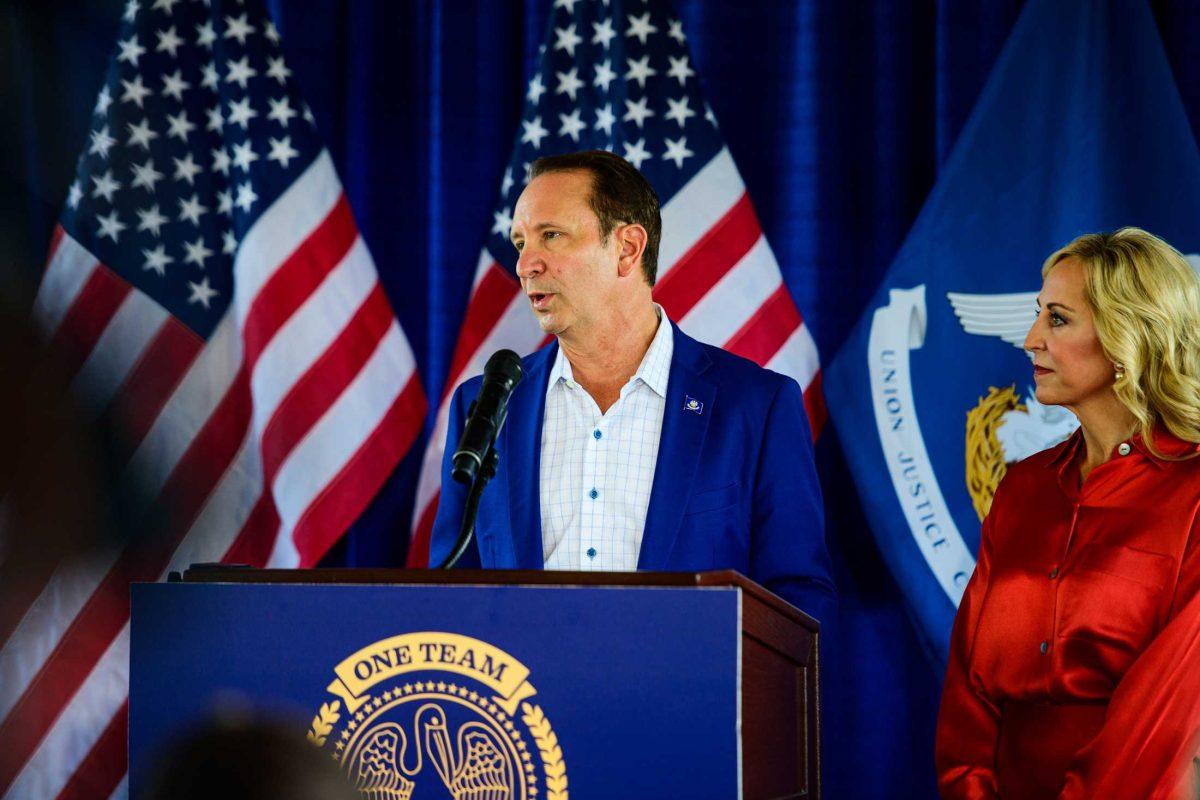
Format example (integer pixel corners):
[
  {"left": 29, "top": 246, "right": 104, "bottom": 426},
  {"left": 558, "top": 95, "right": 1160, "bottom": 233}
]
[{"left": 176, "top": 566, "right": 818, "bottom": 632}]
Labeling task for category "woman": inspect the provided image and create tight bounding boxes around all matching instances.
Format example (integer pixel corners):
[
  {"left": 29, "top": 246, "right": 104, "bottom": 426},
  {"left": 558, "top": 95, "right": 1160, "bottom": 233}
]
[{"left": 936, "top": 228, "right": 1200, "bottom": 799}]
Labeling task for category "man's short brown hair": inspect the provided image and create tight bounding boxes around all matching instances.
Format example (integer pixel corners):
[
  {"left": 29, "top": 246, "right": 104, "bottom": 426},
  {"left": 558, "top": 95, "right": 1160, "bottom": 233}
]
[{"left": 529, "top": 150, "right": 662, "bottom": 286}]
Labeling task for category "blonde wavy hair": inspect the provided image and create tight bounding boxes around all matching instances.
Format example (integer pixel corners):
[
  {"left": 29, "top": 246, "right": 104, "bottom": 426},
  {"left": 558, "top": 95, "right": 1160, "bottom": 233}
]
[{"left": 1043, "top": 227, "right": 1200, "bottom": 456}]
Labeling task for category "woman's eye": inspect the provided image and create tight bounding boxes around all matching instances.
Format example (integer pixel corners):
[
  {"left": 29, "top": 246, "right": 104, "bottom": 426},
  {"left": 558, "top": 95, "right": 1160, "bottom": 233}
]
[{"left": 1050, "top": 312, "right": 1066, "bottom": 326}]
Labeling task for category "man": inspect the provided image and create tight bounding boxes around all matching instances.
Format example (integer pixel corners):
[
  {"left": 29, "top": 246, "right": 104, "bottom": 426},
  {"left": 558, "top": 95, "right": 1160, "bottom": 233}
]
[{"left": 430, "top": 150, "right": 834, "bottom": 622}]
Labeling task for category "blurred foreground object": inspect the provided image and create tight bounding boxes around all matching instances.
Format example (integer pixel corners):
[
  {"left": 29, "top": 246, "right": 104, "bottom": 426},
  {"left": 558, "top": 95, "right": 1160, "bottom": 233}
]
[{"left": 139, "top": 715, "right": 357, "bottom": 800}]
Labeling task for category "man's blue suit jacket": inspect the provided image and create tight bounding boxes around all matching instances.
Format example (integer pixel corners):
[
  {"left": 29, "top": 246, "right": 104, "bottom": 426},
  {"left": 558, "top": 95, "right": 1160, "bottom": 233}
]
[{"left": 429, "top": 323, "right": 836, "bottom": 624}]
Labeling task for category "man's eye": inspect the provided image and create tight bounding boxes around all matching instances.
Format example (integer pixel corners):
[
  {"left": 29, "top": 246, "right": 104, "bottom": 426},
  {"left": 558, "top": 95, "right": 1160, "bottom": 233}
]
[
  {"left": 512, "top": 241, "right": 524, "bottom": 251},
  {"left": 544, "top": 231, "right": 560, "bottom": 240}
]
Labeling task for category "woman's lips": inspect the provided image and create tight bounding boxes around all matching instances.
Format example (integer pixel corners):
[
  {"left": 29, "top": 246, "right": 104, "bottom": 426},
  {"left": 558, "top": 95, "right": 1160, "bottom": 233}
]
[{"left": 1033, "top": 365, "right": 1053, "bottom": 376}]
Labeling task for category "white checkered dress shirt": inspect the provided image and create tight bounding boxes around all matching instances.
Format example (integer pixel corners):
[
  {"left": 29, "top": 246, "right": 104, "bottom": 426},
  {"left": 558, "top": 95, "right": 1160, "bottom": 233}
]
[{"left": 541, "top": 306, "right": 674, "bottom": 570}]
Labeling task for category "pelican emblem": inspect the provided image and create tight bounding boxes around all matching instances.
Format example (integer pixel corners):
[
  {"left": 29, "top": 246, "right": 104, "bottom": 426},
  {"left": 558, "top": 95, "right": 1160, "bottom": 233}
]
[
  {"left": 424, "top": 705, "right": 514, "bottom": 800},
  {"left": 348, "top": 703, "right": 514, "bottom": 800},
  {"left": 309, "top": 633, "right": 568, "bottom": 800},
  {"left": 350, "top": 704, "right": 436, "bottom": 800}
]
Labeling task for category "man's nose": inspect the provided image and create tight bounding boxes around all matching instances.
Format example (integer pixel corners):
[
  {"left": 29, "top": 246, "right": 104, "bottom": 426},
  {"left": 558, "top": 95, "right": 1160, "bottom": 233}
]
[{"left": 515, "top": 247, "right": 544, "bottom": 279}]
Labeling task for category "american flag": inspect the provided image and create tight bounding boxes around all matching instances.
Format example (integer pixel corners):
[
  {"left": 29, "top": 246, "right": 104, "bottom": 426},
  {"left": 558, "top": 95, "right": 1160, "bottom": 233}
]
[
  {"left": 1, "top": 0, "right": 426, "bottom": 796},
  {"left": 406, "top": 0, "right": 824, "bottom": 566}
]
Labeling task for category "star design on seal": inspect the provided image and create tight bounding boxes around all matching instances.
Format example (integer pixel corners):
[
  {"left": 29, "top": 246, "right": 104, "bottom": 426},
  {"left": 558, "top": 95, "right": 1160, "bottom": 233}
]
[
  {"left": 468, "top": 691, "right": 480, "bottom": 701},
  {"left": 403, "top": 684, "right": 414, "bottom": 694},
  {"left": 354, "top": 712, "right": 365, "bottom": 723},
  {"left": 383, "top": 690, "right": 394, "bottom": 701},
  {"left": 436, "top": 681, "right": 447, "bottom": 692},
  {"left": 371, "top": 697, "right": 383, "bottom": 709}
]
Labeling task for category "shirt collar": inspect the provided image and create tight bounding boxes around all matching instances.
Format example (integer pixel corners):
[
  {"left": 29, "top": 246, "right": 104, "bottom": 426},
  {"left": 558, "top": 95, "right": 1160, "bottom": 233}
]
[
  {"left": 548, "top": 304, "right": 673, "bottom": 397},
  {"left": 1130, "top": 424, "right": 1200, "bottom": 466},
  {"left": 1049, "top": 422, "right": 1200, "bottom": 474}
]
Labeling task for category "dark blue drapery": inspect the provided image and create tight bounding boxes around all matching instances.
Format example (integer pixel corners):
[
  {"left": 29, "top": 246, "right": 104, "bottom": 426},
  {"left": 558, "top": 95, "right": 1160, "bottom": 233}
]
[{"left": 8, "top": 1, "right": 1200, "bottom": 795}]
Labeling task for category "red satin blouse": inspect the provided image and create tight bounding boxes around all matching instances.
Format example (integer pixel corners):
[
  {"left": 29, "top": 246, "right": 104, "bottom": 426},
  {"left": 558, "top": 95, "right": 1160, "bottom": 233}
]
[{"left": 936, "top": 427, "right": 1200, "bottom": 799}]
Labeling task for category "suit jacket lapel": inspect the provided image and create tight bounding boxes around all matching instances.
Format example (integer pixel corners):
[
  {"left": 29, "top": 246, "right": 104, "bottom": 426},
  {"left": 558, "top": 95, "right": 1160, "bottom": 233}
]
[
  {"left": 502, "top": 342, "right": 555, "bottom": 569},
  {"left": 638, "top": 326, "right": 715, "bottom": 570}
]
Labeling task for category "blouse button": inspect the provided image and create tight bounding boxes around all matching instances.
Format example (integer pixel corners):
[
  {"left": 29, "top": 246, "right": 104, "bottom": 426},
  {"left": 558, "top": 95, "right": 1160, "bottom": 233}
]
[
  {"left": 1117, "top": 442, "right": 1132, "bottom": 456},
  {"left": 1039, "top": 640, "right": 1049, "bottom": 655},
  {"left": 1048, "top": 566, "right": 1059, "bottom": 580}
]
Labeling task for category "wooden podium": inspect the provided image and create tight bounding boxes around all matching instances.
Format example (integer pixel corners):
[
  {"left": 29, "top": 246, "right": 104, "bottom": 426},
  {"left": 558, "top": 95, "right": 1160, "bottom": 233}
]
[{"left": 131, "top": 567, "right": 819, "bottom": 799}]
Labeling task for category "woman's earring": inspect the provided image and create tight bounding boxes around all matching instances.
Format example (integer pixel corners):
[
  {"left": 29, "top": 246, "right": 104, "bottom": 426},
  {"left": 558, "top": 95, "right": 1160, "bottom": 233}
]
[{"left": 1114, "top": 362, "right": 1126, "bottom": 381}]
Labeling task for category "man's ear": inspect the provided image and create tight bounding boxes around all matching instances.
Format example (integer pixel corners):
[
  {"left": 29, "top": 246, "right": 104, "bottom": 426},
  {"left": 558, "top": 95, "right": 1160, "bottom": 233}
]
[{"left": 615, "top": 223, "right": 648, "bottom": 279}]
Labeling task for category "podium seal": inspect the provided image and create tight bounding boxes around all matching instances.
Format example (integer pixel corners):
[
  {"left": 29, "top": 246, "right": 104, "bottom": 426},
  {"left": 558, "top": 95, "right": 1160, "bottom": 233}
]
[{"left": 307, "top": 632, "right": 568, "bottom": 800}]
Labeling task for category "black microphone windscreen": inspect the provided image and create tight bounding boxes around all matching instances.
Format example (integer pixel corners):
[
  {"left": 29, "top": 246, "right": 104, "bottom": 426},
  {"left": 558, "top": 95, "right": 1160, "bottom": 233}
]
[{"left": 484, "top": 349, "right": 524, "bottom": 384}]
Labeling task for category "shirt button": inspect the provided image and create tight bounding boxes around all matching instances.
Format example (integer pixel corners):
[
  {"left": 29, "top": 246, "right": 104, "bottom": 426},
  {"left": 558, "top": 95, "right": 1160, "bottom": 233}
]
[
  {"left": 1049, "top": 566, "right": 1059, "bottom": 580},
  {"left": 1117, "top": 442, "right": 1132, "bottom": 456},
  {"left": 588, "top": 488, "right": 598, "bottom": 500},
  {"left": 1039, "top": 640, "right": 1049, "bottom": 654},
  {"left": 586, "top": 547, "right": 596, "bottom": 559},
  {"left": 593, "top": 429, "right": 602, "bottom": 440}
]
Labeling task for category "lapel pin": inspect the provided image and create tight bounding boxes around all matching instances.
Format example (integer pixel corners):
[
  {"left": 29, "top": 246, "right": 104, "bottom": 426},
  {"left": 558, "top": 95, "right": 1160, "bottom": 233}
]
[{"left": 683, "top": 395, "right": 703, "bottom": 415}]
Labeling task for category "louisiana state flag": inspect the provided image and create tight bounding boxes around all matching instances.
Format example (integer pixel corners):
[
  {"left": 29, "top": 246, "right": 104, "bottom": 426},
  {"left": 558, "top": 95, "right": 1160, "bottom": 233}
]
[{"left": 825, "top": 0, "right": 1200, "bottom": 663}]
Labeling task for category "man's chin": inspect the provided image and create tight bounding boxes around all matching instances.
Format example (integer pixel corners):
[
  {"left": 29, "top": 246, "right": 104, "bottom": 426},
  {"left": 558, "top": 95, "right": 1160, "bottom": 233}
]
[{"left": 533, "top": 313, "right": 565, "bottom": 337}]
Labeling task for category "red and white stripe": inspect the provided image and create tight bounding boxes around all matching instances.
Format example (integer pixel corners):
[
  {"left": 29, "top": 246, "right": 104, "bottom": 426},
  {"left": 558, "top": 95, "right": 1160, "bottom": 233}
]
[
  {"left": 2, "top": 150, "right": 426, "bottom": 798},
  {"left": 407, "top": 148, "right": 822, "bottom": 566}
]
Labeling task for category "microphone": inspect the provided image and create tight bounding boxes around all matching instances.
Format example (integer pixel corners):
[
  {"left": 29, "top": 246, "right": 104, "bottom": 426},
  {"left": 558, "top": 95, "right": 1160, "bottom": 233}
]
[{"left": 451, "top": 349, "right": 524, "bottom": 485}]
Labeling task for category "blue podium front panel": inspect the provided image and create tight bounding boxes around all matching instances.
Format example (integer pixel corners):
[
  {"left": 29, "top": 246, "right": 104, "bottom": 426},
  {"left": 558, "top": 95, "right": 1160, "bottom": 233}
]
[{"left": 130, "top": 583, "right": 741, "bottom": 799}]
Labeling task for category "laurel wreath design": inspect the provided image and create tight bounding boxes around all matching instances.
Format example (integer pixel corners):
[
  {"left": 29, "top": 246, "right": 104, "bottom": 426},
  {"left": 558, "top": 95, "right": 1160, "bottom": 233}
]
[
  {"left": 965, "top": 385, "right": 1024, "bottom": 521},
  {"left": 306, "top": 700, "right": 342, "bottom": 747},
  {"left": 521, "top": 702, "right": 567, "bottom": 800}
]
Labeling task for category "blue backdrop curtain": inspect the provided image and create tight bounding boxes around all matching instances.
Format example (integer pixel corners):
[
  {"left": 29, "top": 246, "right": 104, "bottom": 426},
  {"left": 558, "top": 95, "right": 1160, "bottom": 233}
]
[{"left": 8, "top": 1, "right": 1200, "bottom": 796}]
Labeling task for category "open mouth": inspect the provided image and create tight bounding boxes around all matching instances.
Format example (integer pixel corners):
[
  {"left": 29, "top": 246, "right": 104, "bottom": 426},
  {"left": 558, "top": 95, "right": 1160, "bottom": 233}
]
[{"left": 528, "top": 293, "right": 552, "bottom": 310}]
